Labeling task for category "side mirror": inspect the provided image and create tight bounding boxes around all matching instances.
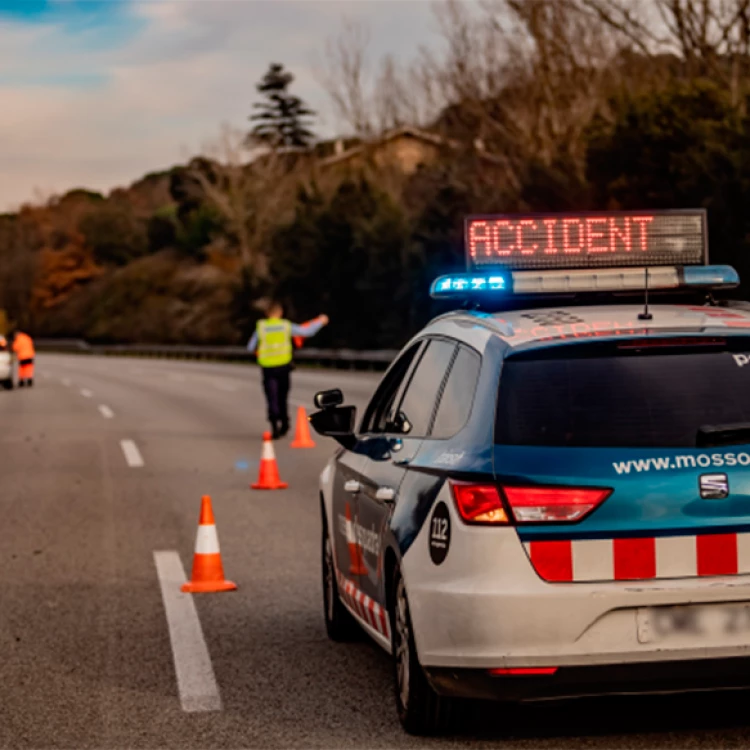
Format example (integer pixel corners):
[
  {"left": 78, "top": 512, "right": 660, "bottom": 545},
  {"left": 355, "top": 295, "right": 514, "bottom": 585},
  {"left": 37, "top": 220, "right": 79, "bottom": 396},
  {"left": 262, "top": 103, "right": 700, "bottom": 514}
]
[
  {"left": 314, "top": 388, "right": 344, "bottom": 409},
  {"left": 309, "top": 404, "right": 357, "bottom": 450}
]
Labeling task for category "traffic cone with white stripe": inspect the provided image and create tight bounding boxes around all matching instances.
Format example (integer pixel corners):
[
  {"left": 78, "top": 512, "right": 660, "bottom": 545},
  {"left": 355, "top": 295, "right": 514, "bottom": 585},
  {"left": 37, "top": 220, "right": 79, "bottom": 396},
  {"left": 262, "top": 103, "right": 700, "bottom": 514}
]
[
  {"left": 181, "top": 495, "right": 237, "bottom": 593},
  {"left": 290, "top": 405, "right": 315, "bottom": 448},
  {"left": 251, "top": 431, "right": 288, "bottom": 489},
  {"left": 345, "top": 501, "right": 367, "bottom": 575}
]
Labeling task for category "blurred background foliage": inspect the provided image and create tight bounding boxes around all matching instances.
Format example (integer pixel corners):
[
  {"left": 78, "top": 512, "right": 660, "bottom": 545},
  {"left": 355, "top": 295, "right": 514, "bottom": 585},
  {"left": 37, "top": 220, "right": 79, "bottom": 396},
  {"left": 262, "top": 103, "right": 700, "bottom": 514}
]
[{"left": 4, "top": 0, "right": 750, "bottom": 347}]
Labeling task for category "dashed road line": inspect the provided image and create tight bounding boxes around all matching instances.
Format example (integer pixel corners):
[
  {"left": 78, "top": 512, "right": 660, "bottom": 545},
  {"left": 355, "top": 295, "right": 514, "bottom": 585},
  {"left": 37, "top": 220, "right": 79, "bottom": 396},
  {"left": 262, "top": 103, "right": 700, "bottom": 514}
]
[
  {"left": 120, "top": 439, "right": 144, "bottom": 467},
  {"left": 153, "top": 551, "right": 223, "bottom": 712},
  {"left": 80, "top": 388, "right": 93, "bottom": 398},
  {"left": 98, "top": 405, "right": 114, "bottom": 419}
]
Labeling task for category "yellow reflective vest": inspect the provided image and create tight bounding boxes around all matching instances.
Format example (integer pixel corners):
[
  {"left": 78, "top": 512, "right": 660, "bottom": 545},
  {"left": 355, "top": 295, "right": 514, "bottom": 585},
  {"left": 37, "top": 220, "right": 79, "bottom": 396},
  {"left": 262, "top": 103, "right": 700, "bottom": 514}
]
[{"left": 256, "top": 318, "right": 293, "bottom": 367}]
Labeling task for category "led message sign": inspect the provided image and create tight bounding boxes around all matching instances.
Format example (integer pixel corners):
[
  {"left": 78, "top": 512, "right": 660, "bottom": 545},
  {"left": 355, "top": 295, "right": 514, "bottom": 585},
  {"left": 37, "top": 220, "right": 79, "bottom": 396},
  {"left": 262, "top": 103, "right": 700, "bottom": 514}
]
[{"left": 465, "top": 209, "right": 707, "bottom": 270}]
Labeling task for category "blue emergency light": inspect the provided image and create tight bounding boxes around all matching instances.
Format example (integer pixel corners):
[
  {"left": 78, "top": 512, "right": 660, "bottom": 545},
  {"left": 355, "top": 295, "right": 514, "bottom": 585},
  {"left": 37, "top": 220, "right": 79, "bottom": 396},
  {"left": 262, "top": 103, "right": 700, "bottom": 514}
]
[
  {"left": 430, "top": 273, "right": 509, "bottom": 298},
  {"left": 429, "top": 209, "right": 740, "bottom": 300}
]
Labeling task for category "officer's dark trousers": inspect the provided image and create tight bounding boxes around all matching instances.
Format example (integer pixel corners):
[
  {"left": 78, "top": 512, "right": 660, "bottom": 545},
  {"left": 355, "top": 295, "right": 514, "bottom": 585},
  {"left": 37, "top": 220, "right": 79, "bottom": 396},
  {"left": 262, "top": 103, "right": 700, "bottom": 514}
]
[{"left": 262, "top": 364, "right": 291, "bottom": 428}]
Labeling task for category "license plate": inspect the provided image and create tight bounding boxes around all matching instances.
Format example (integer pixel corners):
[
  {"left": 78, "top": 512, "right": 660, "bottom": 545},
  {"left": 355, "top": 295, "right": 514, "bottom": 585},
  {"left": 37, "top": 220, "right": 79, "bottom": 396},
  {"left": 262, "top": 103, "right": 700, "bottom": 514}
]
[{"left": 637, "top": 602, "right": 750, "bottom": 644}]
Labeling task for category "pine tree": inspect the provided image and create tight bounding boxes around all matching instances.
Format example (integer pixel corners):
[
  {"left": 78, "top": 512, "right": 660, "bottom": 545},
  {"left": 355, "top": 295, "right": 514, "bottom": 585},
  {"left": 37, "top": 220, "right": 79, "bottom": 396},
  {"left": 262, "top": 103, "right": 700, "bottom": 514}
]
[{"left": 249, "top": 63, "right": 316, "bottom": 149}]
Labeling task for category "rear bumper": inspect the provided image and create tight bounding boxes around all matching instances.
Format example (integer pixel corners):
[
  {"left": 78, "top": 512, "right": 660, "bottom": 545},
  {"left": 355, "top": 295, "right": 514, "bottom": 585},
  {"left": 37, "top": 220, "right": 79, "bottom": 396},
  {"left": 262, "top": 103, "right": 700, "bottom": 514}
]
[
  {"left": 401, "top": 485, "right": 750, "bottom": 670},
  {"left": 426, "top": 656, "right": 750, "bottom": 702}
]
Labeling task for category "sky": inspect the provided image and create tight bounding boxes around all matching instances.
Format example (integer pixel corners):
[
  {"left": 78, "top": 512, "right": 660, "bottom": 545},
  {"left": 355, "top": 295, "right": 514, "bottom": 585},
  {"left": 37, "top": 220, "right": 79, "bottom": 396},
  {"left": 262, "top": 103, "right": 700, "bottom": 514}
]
[{"left": 0, "top": 0, "right": 445, "bottom": 211}]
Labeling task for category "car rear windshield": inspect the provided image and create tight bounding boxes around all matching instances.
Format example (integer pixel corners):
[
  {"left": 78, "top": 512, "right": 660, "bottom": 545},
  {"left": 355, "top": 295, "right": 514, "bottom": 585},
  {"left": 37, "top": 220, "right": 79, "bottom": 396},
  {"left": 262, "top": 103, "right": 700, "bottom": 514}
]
[{"left": 496, "top": 338, "right": 750, "bottom": 448}]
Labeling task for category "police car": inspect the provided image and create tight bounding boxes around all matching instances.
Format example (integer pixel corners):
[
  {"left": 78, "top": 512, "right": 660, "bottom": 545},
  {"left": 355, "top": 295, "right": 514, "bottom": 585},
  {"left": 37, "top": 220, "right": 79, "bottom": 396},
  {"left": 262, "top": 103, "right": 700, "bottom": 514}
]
[{"left": 310, "top": 209, "right": 750, "bottom": 735}]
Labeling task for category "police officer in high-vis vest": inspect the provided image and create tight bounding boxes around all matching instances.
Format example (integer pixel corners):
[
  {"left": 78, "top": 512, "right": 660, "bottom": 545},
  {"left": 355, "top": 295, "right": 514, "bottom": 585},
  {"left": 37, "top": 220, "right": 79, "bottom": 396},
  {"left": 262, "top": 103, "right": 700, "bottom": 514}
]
[{"left": 247, "top": 301, "right": 329, "bottom": 438}]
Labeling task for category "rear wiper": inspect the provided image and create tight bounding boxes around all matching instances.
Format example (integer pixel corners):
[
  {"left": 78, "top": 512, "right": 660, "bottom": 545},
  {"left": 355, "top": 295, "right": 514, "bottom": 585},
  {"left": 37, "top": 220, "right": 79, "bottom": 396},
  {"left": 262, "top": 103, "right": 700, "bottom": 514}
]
[{"left": 697, "top": 423, "right": 750, "bottom": 448}]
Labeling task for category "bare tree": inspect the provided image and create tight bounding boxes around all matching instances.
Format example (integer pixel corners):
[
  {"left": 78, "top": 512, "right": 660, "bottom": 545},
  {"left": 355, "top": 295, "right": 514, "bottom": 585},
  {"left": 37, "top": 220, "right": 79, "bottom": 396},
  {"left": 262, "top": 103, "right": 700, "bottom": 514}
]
[
  {"left": 317, "top": 17, "right": 374, "bottom": 137},
  {"left": 188, "top": 125, "right": 307, "bottom": 279},
  {"left": 317, "top": 16, "right": 445, "bottom": 138},
  {"left": 509, "top": 0, "right": 619, "bottom": 161},
  {"left": 420, "top": 0, "right": 620, "bottom": 186},
  {"left": 583, "top": 0, "right": 750, "bottom": 104}
]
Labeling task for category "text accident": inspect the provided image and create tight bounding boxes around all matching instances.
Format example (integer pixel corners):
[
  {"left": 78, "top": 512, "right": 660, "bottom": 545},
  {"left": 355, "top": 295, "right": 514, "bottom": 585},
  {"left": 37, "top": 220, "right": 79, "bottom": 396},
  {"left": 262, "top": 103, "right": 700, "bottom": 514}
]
[
  {"left": 310, "top": 207, "right": 750, "bottom": 736},
  {"left": 466, "top": 209, "right": 706, "bottom": 268}
]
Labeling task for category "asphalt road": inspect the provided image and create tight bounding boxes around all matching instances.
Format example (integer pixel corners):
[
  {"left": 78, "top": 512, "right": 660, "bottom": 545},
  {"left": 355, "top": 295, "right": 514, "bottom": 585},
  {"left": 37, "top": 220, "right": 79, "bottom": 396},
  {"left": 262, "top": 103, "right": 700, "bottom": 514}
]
[{"left": 4, "top": 354, "right": 750, "bottom": 749}]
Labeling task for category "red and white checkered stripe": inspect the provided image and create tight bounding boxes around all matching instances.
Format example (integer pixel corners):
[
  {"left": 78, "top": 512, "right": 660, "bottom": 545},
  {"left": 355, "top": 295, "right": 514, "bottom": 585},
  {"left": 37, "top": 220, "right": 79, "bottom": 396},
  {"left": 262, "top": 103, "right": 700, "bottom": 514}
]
[
  {"left": 523, "top": 532, "right": 750, "bottom": 582},
  {"left": 337, "top": 571, "right": 391, "bottom": 639}
]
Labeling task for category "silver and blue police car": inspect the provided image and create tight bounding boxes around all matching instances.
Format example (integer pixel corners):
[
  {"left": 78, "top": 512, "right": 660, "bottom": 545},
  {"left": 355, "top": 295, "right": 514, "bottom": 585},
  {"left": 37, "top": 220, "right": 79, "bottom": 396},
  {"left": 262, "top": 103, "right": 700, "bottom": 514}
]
[{"left": 310, "top": 209, "right": 750, "bottom": 735}]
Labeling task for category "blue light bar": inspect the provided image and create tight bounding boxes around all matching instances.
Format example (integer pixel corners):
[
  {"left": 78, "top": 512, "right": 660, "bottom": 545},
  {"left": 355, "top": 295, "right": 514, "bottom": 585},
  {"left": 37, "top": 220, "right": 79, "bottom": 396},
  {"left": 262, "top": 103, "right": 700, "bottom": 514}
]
[
  {"left": 430, "top": 273, "right": 509, "bottom": 298},
  {"left": 429, "top": 265, "right": 739, "bottom": 299},
  {"left": 683, "top": 265, "right": 739, "bottom": 288}
]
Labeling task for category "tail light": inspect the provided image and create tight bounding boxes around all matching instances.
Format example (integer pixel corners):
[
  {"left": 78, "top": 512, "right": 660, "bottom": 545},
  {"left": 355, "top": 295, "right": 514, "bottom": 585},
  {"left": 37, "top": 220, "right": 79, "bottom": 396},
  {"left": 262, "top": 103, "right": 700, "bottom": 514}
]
[
  {"left": 489, "top": 667, "right": 558, "bottom": 676},
  {"left": 450, "top": 482, "right": 509, "bottom": 525},
  {"left": 503, "top": 486, "right": 611, "bottom": 523},
  {"left": 450, "top": 482, "right": 611, "bottom": 525}
]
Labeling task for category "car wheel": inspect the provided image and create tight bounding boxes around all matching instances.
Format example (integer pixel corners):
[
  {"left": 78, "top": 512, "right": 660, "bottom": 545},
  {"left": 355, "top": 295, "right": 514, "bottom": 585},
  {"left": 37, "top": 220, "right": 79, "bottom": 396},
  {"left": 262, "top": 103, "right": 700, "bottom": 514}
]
[
  {"left": 1, "top": 378, "right": 13, "bottom": 390},
  {"left": 391, "top": 564, "right": 454, "bottom": 735},
  {"left": 322, "top": 517, "right": 359, "bottom": 642}
]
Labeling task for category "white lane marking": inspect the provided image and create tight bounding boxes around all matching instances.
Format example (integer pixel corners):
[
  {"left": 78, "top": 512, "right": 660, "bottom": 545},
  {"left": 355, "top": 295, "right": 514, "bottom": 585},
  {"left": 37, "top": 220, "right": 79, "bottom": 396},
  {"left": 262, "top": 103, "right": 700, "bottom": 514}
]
[
  {"left": 120, "top": 439, "right": 144, "bottom": 467},
  {"left": 62, "top": 378, "right": 72, "bottom": 387},
  {"left": 98, "top": 405, "right": 114, "bottom": 419},
  {"left": 80, "top": 388, "right": 93, "bottom": 398},
  {"left": 153, "top": 551, "right": 223, "bottom": 712}
]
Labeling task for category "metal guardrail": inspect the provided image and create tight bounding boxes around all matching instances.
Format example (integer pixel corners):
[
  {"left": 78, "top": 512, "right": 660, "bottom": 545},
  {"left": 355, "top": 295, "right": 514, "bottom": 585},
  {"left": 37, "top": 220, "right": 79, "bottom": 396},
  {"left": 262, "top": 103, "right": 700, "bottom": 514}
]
[{"left": 33, "top": 339, "right": 398, "bottom": 370}]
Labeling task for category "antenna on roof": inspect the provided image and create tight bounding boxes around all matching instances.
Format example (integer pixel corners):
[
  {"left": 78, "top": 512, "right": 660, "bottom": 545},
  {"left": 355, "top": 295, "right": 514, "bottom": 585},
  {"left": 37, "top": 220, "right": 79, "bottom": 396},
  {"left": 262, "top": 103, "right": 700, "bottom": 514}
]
[{"left": 638, "top": 268, "right": 653, "bottom": 321}]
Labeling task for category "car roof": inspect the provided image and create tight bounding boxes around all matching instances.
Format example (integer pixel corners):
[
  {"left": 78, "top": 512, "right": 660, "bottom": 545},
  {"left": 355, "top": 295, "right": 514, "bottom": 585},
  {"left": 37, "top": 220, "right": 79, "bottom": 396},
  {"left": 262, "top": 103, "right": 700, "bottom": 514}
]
[{"left": 425, "top": 303, "right": 750, "bottom": 351}]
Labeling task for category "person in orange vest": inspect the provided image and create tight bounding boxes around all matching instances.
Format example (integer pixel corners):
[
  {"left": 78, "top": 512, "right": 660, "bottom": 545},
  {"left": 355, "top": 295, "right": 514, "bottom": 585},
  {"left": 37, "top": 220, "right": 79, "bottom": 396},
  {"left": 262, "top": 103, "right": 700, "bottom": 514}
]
[{"left": 10, "top": 330, "right": 35, "bottom": 387}]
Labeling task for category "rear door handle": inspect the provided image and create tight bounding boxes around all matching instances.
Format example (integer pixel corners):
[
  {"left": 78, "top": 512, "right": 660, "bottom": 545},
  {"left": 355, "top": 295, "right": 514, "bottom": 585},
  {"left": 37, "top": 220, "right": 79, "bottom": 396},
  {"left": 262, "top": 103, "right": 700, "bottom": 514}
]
[
  {"left": 344, "top": 479, "right": 361, "bottom": 493},
  {"left": 376, "top": 486, "right": 396, "bottom": 502}
]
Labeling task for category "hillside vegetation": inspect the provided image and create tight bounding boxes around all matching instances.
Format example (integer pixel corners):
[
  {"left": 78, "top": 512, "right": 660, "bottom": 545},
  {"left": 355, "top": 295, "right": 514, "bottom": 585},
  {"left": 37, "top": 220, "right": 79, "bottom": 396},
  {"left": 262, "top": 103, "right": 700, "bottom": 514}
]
[{"left": 4, "top": 0, "right": 750, "bottom": 348}]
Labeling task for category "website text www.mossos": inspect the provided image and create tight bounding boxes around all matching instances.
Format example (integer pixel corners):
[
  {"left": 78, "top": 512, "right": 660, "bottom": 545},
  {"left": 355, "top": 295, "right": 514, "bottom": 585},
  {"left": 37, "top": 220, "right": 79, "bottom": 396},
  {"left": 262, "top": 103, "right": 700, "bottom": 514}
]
[{"left": 613, "top": 453, "right": 750, "bottom": 474}]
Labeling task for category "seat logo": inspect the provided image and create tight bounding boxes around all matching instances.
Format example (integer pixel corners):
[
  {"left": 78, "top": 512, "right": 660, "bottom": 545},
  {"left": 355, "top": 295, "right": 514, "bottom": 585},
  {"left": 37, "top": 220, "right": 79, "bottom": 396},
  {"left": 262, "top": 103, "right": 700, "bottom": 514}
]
[{"left": 699, "top": 473, "right": 729, "bottom": 499}]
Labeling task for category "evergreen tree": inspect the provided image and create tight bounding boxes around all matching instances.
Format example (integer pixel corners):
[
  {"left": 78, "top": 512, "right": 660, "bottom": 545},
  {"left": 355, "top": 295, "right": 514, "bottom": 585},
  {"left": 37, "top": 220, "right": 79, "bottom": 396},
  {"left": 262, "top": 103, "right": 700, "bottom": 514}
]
[{"left": 249, "top": 63, "right": 316, "bottom": 149}]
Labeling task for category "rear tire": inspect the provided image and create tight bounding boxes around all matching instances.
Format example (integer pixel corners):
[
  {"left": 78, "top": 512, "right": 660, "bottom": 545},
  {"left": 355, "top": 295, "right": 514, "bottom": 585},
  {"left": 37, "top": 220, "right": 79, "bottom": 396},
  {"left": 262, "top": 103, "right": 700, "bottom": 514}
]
[
  {"left": 322, "top": 517, "right": 359, "bottom": 642},
  {"left": 391, "top": 564, "right": 455, "bottom": 735}
]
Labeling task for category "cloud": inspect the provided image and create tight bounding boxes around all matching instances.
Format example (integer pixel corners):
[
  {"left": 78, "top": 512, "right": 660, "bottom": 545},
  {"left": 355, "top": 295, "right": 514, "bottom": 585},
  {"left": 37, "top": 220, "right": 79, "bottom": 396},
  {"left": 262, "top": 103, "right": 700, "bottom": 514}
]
[{"left": 0, "top": 0, "right": 445, "bottom": 211}]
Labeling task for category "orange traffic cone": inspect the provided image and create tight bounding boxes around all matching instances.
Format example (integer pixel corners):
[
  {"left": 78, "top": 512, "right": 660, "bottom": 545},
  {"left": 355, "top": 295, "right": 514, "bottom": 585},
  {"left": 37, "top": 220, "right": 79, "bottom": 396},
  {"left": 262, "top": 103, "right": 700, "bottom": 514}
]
[
  {"left": 290, "top": 405, "right": 316, "bottom": 448},
  {"left": 181, "top": 496, "right": 237, "bottom": 593},
  {"left": 251, "top": 431, "right": 288, "bottom": 489},
  {"left": 345, "top": 501, "right": 367, "bottom": 575}
]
